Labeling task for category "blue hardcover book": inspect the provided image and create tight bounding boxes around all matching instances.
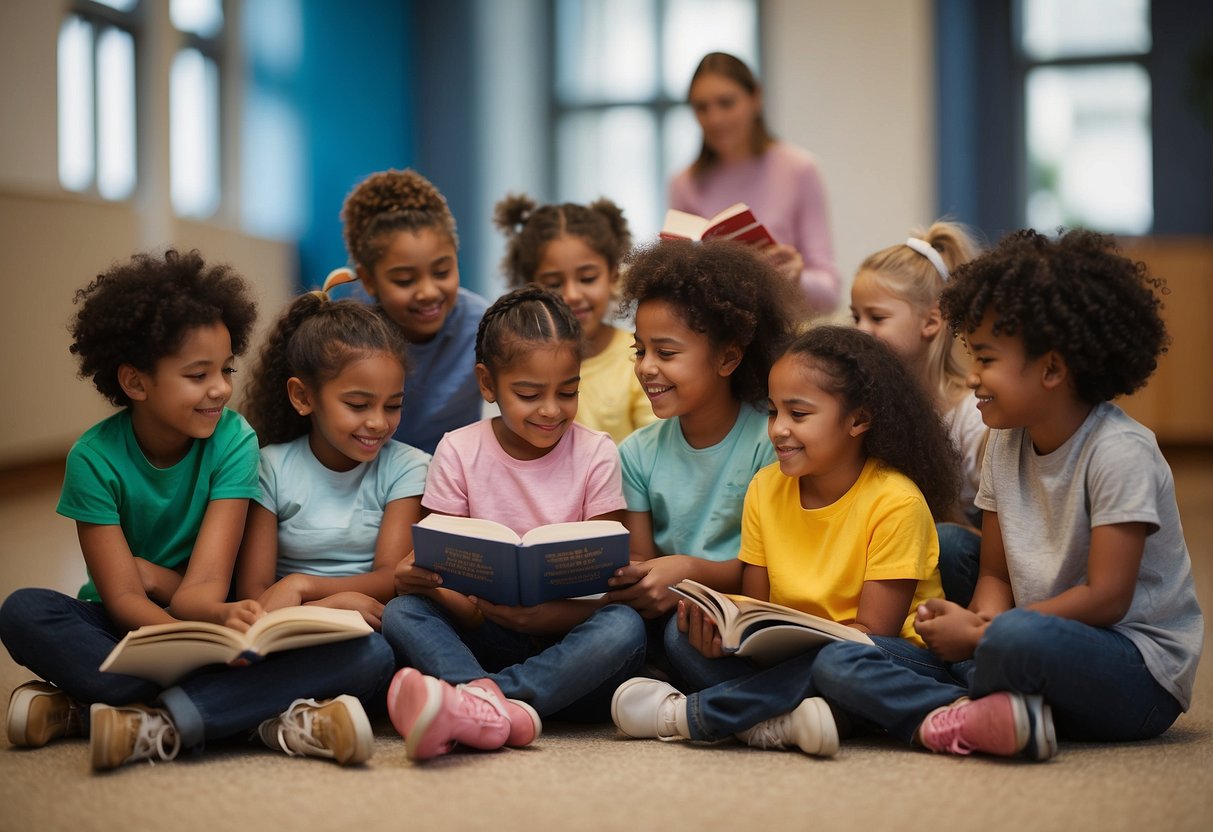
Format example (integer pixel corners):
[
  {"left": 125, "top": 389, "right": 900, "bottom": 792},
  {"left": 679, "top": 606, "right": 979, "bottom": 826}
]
[{"left": 411, "top": 516, "right": 630, "bottom": 607}]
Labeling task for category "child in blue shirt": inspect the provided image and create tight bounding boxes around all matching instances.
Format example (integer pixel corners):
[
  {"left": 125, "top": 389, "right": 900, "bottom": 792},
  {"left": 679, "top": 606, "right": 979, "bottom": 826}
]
[{"left": 0, "top": 250, "right": 392, "bottom": 770}]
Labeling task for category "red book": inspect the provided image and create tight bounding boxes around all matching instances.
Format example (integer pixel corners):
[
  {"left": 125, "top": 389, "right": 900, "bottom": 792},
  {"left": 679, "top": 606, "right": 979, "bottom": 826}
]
[{"left": 659, "top": 202, "right": 776, "bottom": 248}]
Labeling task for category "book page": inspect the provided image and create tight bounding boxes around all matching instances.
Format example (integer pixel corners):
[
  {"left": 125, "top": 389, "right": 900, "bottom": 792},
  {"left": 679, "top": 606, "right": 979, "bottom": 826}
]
[
  {"left": 247, "top": 605, "right": 371, "bottom": 650},
  {"left": 415, "top": 514, "right": 521, "bottom": 544},
  {"left": 520, "top": 520, "right": 627, "bottom": 546},
  {"left": 660, "top": 209, "right": 710, "bottom": 240}
]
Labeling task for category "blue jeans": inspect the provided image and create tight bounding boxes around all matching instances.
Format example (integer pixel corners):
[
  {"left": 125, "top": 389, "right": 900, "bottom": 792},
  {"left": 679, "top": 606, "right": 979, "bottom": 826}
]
[
  {"left": 936, "top": 521, "right": 981, "bottom": 607},
  {"left": 663, "top": 614, "right": 823, "bottom": 741},
  {"left": 0, "top": 588, "right": 395, "bottom": 750},
  {"left": 811, "top": 608, "right": 1183, "bottom": 744},
  {"left": 381, "top": 595, "right": 647, "bottom": 722}
]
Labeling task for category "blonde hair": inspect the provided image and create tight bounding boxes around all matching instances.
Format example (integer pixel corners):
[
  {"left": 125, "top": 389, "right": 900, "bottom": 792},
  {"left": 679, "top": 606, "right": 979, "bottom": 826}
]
[{"left": 856, "top": 221, "right": 981, "bottom": 407}]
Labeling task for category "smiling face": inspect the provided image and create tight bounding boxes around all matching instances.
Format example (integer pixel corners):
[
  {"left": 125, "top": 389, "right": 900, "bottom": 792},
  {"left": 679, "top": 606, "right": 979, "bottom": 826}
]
[
  {"left": 631, "top": 299, "right": 738, "bottom": 421},
  {"left": 291, "top": 351, "right": 405, "bottom": 472},
  {"left": 963, "top": 311, "right": 1052, "bottom": 431},
  {"left": 689, "top": 71, "right": 762, "bottom": 161},
  {"left": 850, "top": 270, "right": 939, "bottom": 372},
  {"left": 534, "top": 235, "right": 616, "bottom": 355},
  {"left": 767, "top": 354, "right": 869, "bottom": 507},
  {"left": 124, "top": 321, "right": 235, "bottom": 467},
  {"left": 478, "top": 343, "right": 580, "bottom": 461},
  {"left": 358, "top": 227, "right": 459, "bottom": 343}
]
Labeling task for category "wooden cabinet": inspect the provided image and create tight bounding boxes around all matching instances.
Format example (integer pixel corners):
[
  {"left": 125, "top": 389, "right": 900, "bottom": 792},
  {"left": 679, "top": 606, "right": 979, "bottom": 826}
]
[{"left": 1117, "top": 237, "right": 1213, "bottom": 444}]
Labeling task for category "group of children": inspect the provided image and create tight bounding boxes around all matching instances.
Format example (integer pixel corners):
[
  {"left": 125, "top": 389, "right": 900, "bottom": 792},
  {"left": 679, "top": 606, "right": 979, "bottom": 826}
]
[{"left": 0, "top": 167, "right": 1201, "bottom": 773}]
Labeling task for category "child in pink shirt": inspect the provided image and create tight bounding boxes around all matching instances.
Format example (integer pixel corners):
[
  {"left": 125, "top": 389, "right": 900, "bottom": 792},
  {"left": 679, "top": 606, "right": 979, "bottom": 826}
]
[{"left": 380, "top": 287, "right": 646, "bottom": 761}]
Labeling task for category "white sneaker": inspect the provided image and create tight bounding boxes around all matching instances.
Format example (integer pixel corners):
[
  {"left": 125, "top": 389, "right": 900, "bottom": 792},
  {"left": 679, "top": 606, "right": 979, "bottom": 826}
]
[
  {"left": 89, "top": 703, "right": 181, "bottom": 771},
  {"left": 735, "top": 697, "right": 839, "bottom": 757},
  {"left": 611, "top": 678, "right": 686, "bottom": 740},
  {"left": 258, "top": 695, "right": 373, "bottom": 766}
]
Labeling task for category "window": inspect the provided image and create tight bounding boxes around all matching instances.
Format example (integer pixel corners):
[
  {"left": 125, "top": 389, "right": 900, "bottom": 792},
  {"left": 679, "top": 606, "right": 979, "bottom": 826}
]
[
  {"left": 553, "top": 0, "right": 758, "bottom": 238},
  {"left": 170, "top": 0, "right": 224, "bottom": 218},
  {"left": 58, "top": 1, "right": 139, "bottom": 200},
  {"left": 1019, "top": 0, "right": 1153, "bottom": 235}
]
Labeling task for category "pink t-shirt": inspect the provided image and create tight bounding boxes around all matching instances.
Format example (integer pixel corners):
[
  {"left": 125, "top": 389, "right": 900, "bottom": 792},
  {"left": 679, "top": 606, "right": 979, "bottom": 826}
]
[
  {"left": 422, "top": 419, "right": 626, "bottom": 537},
  {"left": 668, "top": 141, "right": 839, "bottom": 314}
]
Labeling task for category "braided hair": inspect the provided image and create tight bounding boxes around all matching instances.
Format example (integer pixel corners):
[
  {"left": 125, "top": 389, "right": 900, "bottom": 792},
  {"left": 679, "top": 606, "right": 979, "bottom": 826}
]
[
  {"left": 242, "top": 289, "right": 409, "bottom": 447},
  {"left": 475, "top": 286, "right": 582, "bottom": 376}
]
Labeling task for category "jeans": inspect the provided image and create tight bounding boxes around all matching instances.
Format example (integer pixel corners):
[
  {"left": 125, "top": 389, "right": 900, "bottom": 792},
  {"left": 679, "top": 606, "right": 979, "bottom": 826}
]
[
  {"left": 936, "top": 521, "right": 981, "bottom": 607},
  {"left": 381, "top": 594, "right": 647, "bottom": 722},
  {"left": 0, "top": 588, "right": 395, "bottom": 750},
  {"left": 811, "top": 607, "right": 1183, "bottom": 744},
  {"left": 663, "top": 614, "right": 823, "bottom": 741}
]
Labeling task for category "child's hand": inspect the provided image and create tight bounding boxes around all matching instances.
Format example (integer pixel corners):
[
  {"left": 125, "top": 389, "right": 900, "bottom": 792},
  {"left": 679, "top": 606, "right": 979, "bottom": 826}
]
[
  {"left": 677, "top": 600, "right": 724, "bottom": 659},
  {"left": 256, "top": 573, "right": 308, "bottom": 612},
  {"left": 606, "top": 557, "right": 690, "bottom": 618},
  {"left": 470, "top": 597, "right": 548, "bottom": 634},
  {"left": 309, "top": 592, "right": 385, "bottom": 630},
  {"left": 914, "top": 598, "right": 985, "bottom": 662},
  {"left": 394, "top": 551, "right": 443, "bottom": 596},
  {"left": 222, "top": 599, "right": 264, "bottom": 632}
]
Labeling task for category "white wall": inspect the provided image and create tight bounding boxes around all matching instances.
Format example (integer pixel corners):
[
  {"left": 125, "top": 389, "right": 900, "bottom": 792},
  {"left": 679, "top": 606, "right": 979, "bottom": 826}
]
[{"left": 763, "top": 0, "right": 936, "bottom": 307}]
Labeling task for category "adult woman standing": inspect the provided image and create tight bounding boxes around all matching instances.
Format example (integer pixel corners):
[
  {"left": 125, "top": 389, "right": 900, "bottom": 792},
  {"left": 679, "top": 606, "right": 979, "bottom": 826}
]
[{"left": 668, "top": 52, "right": 840, "bottom": 315}]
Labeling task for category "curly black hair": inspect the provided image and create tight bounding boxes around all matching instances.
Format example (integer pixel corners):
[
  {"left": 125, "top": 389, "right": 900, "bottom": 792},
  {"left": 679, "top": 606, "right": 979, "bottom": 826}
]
[
  {"left": 493, "top": 194, "right": 632, "bottom": 287},
  {"left": 241, "top": 293, "right": 410, "bottom": 447},
  {"left": 940, "top": 228, "right": 1169, "bottom": 404},
  {"left": 783, "top": 326, "right": 962, "bottom": 520},
  {"left": 68, "top": 249, "right": 257, "bottom": 407},
  {"left": 341, "top": 168, "right": 458, "bottom": 272},
  {"left": 475, "top": 285, "right": 582, "bottom": 376},
  {"left": 622, "top": 240, "right": 805, "bottom": 404}
]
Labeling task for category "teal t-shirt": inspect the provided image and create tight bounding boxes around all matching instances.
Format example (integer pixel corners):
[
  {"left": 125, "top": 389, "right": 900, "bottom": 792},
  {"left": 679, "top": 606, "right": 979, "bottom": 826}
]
[
  {"left": 619, "top": 403, "right": 775, "bottom": 562},
  {"left": 56, "top": 408, "right": 261, "bottom": 602}
]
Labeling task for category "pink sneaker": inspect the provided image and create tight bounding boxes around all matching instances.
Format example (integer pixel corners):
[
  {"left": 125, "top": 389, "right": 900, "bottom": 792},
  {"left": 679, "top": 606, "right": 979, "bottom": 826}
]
[
  {"left": 460, "top": 679, "right": 541, "bottom": 747},
  {"left": 919, "top": 692, "right": 1056, "bottom": 760},
  {"left": 386, "top": 668, "right": 512, "bottom": 761}
]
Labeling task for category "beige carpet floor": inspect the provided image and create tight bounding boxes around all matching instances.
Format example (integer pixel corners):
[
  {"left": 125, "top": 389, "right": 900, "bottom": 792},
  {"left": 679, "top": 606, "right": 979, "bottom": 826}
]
[{"left": 2, "top": 453, "right": 1212, "bottom": 832}]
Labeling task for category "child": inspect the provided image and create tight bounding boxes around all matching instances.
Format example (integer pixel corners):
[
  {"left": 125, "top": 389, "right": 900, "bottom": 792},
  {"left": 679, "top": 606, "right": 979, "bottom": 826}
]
[
  {"left": 494, "top": 194, "right": 655, "bottom": 443},
  {"left": 611, "top": 326, "right": 957, "bottom": 756},
  {"left": 605, "top": 240, "right": 802, "bottom": 619},
  {"left": 342, "top": 168, "right": 489, "bottom": 454},
  {"left": 380, "top": 287, "right": 647, "bottom": 761},
  {"left": 850, "top": 222, "right": 985, "bottom": 605},
  {"left": 811, "top": 229, "right": 1204, "bottom": 761},
  {"left": 0, "top": 250, "right": 392, "bottom": 769},
  {"left": 236, "top": 269, "right": 430, "bottom": 629}
]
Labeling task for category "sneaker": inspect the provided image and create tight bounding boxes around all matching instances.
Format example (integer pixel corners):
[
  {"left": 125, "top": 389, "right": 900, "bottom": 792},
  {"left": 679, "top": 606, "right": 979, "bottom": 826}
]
[
  {"left": 89, "top": 703, "right": 181, "bottom": 771},
  {"left": 460, "top": 679, "right": 541, "bottom": 747},
  {"left": 386, "top": 668, "right": 511, "bottom": 761},
  {"left": 258, "top": 695, "right": 373, "bottom": 766},
  {"left": 6, "top": 681, "right": 85, "bottom": 748},
  {"left": 919, "top": 692, "right": 1056, "bottom": 760},
  {"left": 610, "top": 677, "right": 686, "bottom": 741},
  {"left": 735, "top": 697, "right": 839, "bottom": 757}
]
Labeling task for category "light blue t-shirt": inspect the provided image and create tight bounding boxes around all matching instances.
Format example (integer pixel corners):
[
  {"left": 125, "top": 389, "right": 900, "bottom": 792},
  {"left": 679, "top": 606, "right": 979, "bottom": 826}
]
[
  {"left": 394, "top": 287, "right": 489, "bottom": 454},
  {"left": 254, "top": 435, "right": 430, "bottom": 578},
  {"left": 619, "top": 403, "right": 775, "bottom": 562}
]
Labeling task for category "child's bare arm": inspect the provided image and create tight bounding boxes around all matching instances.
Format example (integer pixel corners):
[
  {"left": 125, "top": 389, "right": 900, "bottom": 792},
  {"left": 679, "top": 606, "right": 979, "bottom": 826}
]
[
  {"left": 1029, "top": 521, "right": 1147, "bottom": 627},
  {"left": 607, "top": 555, "right": 743, "bottom": 618},
  {"left": 621, "top": 510, "right": 659, "bottom": 561},
  {"left": 234, "top": 503, "right": 279, "bottom": 601},
  {"left": 854, "top": 579, "right": 918, "bottom": 636},
  {"left": 170, "top": 498, "right": 262, "bottom": 627},
  {"left": 968, "top": 511, "right": 1015, "bottom": 618},
  {"left": 79, "top": 523, "right": 178, "bottom": 630}
]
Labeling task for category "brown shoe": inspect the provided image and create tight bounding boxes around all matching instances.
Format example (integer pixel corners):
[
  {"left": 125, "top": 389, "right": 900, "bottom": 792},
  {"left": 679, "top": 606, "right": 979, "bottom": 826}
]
[
  {"left": 89, "top": 703, "right": 180, "bottom": 771},
  {"left": 6, "top": 681, "right": 85, "bottom": 747}
]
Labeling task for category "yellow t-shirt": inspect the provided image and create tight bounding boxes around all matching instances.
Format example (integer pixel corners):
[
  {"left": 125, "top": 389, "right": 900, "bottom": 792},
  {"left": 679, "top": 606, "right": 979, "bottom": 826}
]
[
  {"left": 577, "top": 326, "right": 658, "bottom": 444},
  {"left": 739, "top": 458, "right": 943, "bottom": 647}
]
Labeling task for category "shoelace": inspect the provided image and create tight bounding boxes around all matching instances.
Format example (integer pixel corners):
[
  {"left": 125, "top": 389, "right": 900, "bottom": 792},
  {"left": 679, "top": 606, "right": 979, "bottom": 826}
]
[
  {"left": 272, "top": 698, "right": 329, "bottom": 757},
  {"left": 455, "top": 684, "right": 510, "bottom": 724},
  {"left": 741, "top": 713, "right": 791, "bottom": 750},
  {"left": 127, "top": 709, "right": 181, "bottom": 765},
  {"left": 923, "top": 706, "right": 975, "bottom": 755}
]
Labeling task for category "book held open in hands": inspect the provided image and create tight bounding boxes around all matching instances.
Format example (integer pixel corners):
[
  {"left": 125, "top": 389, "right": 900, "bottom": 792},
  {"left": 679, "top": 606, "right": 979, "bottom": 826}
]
[
  {"left": 669, "top": 579, "right": 873, "bottom": 665},
  {"left": 412, "top": 515, "right": 630, "bottom": 607},
  {"left": 99, "top": 606, "right": 373, "bottom": 687},
  {"left": 659, "top": 203, "right": 777, "bottom": 248}
]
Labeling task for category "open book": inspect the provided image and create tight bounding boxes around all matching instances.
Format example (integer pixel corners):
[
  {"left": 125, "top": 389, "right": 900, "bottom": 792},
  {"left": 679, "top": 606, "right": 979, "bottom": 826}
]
[
  {"left": 659, "top": 203, "right": 776, "bottom": 248},
  {"left": 100, "top": 606, "right": 373, "bottom": 687},
  {"left": 670, "top": 579, "right": 873, "bottom": 665},
  {"left": 412, "top": 515, "right": 630, "bottom": 607}
]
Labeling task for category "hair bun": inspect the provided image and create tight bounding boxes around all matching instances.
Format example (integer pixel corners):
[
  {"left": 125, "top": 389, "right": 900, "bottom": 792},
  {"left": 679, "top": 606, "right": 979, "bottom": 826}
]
[{"left": 493, "top": 194, "right": 538, "bottom": 236}]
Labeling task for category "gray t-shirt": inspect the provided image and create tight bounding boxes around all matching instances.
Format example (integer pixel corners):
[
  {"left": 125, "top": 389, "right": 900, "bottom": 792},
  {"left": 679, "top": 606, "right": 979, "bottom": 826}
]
[{"left": 976, "top": 402, "right": 1203, "bottom": 710}]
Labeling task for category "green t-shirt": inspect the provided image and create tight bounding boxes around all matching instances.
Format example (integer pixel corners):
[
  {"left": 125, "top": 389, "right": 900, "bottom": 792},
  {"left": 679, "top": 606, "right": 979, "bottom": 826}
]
[{"left": 56, "top": 408, "right": 260, "bottom": 602}]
